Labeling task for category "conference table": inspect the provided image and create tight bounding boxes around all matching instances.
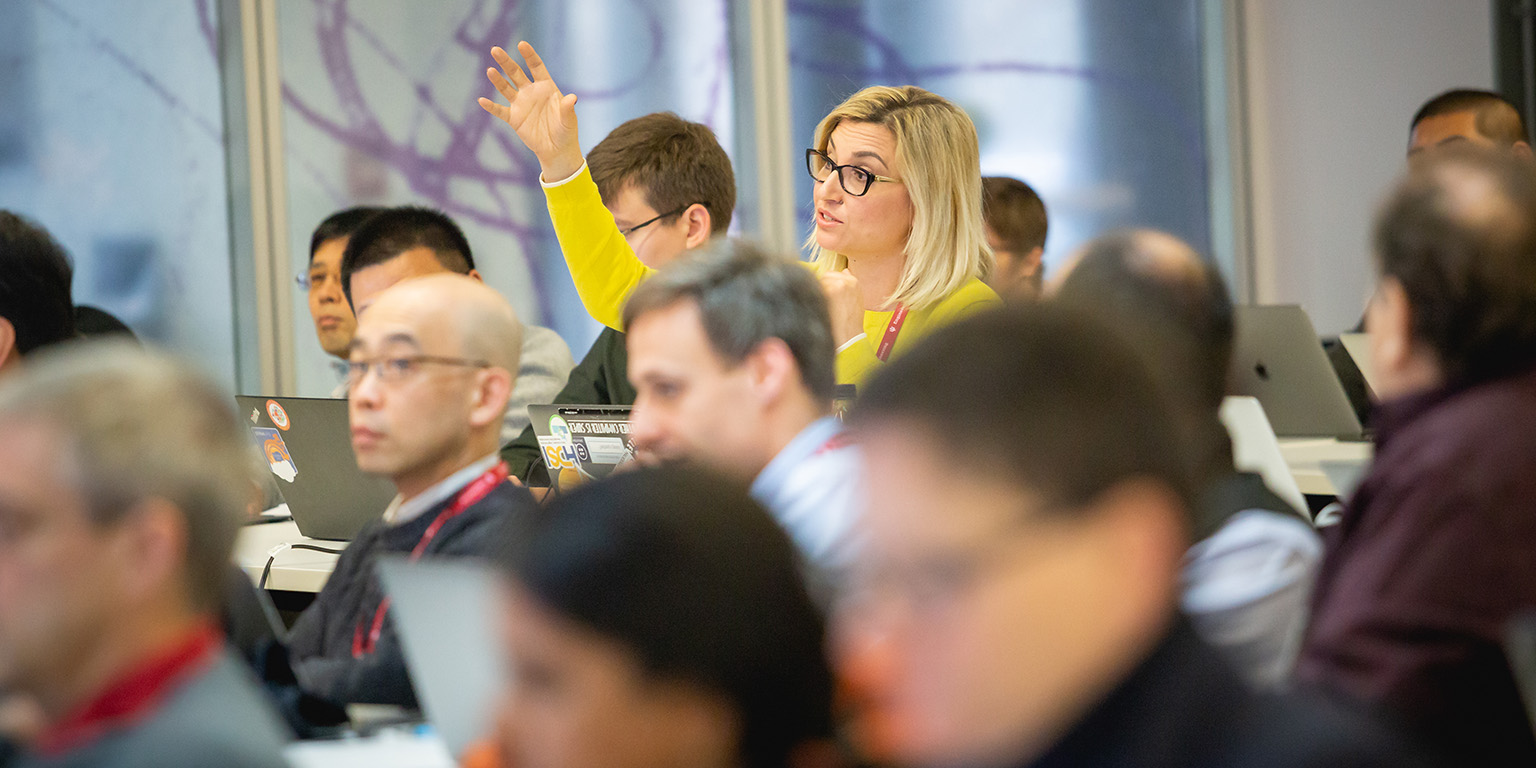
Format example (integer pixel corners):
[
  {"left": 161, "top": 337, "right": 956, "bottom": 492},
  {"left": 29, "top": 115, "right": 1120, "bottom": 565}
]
[{"left": 238, "top": 438, "right": 1375, "bottom": 594}]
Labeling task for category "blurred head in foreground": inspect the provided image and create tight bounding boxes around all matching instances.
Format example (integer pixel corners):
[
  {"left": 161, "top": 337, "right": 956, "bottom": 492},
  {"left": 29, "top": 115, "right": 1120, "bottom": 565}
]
[{"left": 491, "top": 466, "right": 835, "bottom": 768}]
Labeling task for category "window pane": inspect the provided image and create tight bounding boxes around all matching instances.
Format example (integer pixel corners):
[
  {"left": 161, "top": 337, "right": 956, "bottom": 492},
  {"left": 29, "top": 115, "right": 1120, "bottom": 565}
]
[
  {"left": 276, "top": 0, "right": 737, "bottom": 395},
  {"left": 789, "top": 0, "right": 1212, "bottom": 273},
  {"left": 0, "top": 0, "right": 236, "bottom": 384}
]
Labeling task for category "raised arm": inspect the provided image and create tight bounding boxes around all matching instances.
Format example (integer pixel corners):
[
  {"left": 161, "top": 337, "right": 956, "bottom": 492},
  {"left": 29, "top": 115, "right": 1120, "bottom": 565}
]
[
  {"left": 479, "top": 42, "right": 652, "bottom": 329},
  {"left": 477, "top": 42, "right": 585, "bottom": 183}
]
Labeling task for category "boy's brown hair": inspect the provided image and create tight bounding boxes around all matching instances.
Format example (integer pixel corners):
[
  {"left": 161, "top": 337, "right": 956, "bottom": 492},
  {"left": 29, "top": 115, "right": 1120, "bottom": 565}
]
[{"left": 587, "top": 112, "right": 735, "bottom": 234}]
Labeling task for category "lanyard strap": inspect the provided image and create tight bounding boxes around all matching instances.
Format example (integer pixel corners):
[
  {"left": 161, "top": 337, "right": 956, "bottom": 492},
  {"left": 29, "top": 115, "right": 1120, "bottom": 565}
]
[
  {"left": 353, "top": 461, "right": 509, "bottom": 658},
  {"left": 875, "top": 303, "right": 910, "bottom": 362}
]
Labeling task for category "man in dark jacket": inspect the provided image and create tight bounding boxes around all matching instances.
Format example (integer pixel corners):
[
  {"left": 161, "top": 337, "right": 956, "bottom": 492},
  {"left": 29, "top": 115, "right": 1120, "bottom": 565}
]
[
  {"left": 287, "top": 274, "right": 535, "bottom": 708},
  {"left": 1297, "top": 146, "right": 1536, "bottom": 766},
  {"left": 499, "top": 111, "right": 736, "bottom": 484}
]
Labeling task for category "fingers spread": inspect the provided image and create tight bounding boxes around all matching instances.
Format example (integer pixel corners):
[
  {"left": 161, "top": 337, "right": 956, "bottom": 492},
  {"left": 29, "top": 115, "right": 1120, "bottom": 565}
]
[
  {"left": 486, "top": 68, "right": 517, "bottom": 100},
  {"left": 477, "top": 97, "right": 510, "bottom": 121},
  {"left": 490, "top": 46, "right": 531, "bottom": 89}
]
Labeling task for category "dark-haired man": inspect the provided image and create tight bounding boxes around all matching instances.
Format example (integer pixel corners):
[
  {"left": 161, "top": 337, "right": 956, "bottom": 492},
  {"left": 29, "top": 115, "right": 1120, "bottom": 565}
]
[
  {"left": 839, "top": 305, "right": 1414, "bottom": 768},
  {"left": 339, "top": 205, "right": 573, "bottom": 437},
  {"left": 0, "top": 211, "right": 75, "bottom": 375},
  {"left": 1408, "top": 88, "right": 1531, "bottom": 159},
  {"left": 305, "top": 206, "right": 384, "bottom": 365},
  {"left": 1298, "top": 147, "right": 1536, "bottom": 766},
  {"left": 500, "top": 111, "right": 735, "bottom": 484},
  {"left": 981, "top": 176, "right": 1048, "bottom": 301}
]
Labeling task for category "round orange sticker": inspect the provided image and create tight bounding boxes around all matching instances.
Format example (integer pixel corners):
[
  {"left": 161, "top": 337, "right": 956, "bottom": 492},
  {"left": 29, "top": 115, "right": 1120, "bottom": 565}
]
[{"left": 266, "top": 399, "right": 291, "bottom": 431}]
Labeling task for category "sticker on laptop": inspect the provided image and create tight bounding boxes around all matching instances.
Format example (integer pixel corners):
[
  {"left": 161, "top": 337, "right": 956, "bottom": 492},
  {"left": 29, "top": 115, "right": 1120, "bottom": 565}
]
[
  {"left": 252, "top": 427, "right": 298, "bottom": 483},
  {"left": 548, "top": 414, "right": 571, "bottom": 443},
  {"left": 266, "top": 400, "right": 291, "bottom": 431}
]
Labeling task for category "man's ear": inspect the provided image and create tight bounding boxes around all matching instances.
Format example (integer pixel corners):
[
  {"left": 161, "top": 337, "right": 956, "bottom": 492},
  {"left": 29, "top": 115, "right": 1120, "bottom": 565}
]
[
  {"left": 0, "top": 317, "right": 16, "bottom": 367},
  {"left": 468, "top": 367, "right": 515, "bottom": 430},
  {"left": 111, "top": 498, "right": 190, "bottom": 607},
  {"left": 1514, "top": 141, "right": 1534, "bottom": 161},
  {"left": 1366, "top": 278, "right": 1412, "bottom": 373},
  {"left": 1022, "top": 246, "right": 1045, "bottom": 277},
  {"left": 683, "top": 204, "right": 713, "bottom": 249},
  {"left": 744, "top": 338, "right": 798, "bottom": 405},
  {"left": 468, "top": 268, "right": 485, "bottom": 284}
]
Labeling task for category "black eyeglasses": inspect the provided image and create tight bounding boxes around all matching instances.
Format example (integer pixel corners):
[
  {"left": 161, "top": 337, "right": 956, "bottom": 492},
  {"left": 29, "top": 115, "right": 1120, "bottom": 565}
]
[
  {"left": 619, "top": 205, "right": 695, "bottom": 237},
  {"left": 806, "top": 149, "right": 901, "bottom": 196},
  {"left": 342, "top": 354, "right": 491, "bottom": 389}
]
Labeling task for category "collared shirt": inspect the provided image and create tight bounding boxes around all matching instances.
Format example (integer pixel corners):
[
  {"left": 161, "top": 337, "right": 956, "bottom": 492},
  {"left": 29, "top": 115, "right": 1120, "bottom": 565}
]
[
  {"left": 750, "top": 416, "right": 862, "bottom": 572},
  {"left": 1182, "top": 508, "right": 1321, "bottom": 688},
  {"left": 382, "top": 453, "right": 501, "bottom": 526}
]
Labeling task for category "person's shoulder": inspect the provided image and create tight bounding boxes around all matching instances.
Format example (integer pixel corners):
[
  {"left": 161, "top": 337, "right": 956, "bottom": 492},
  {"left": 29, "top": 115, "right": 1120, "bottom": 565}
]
[
  {"left": 928, "top": 277, "right": 1001, "bottom": 318},
  {"left": 101, "top": 653, "right": 292, "bottom": 768},
  {"left": 1213, "top": 688, "right": 1426, "bottom": 768},
  {"left": 518, "top": 324, "right": 575, "bottom": 375}
]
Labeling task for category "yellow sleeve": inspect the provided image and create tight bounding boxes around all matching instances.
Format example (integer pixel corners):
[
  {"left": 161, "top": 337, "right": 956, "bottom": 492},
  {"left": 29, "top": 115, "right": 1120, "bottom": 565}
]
[{"left": 544, "top": 165, "right": 654, "bottom": 330}]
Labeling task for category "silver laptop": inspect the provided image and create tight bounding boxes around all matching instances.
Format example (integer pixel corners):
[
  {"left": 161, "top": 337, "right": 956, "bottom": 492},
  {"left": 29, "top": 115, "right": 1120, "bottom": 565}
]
[
  {"left": 527, "top": 404, "right": 635, "bottom": 491},
  {"left": 236, "top": 396, "right": 397, "bottom": 541},
  {"left": 1229, "top": 306, "right": 1365, "bottom": 440},
  {"left": 377, "top": 556, "right": 507, "bottom": 759}
]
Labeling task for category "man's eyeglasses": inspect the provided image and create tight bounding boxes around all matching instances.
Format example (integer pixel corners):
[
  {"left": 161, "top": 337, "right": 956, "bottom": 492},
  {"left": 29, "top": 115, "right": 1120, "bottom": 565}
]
[
  {"left": 341, "top": 355, "right": 491, "bottom": 389},
  {"left": 806, "top": 149, "right": 901, "bottom": 197},
  {"left": 619, "top": 205, "right": 698, "bottom": 237}
]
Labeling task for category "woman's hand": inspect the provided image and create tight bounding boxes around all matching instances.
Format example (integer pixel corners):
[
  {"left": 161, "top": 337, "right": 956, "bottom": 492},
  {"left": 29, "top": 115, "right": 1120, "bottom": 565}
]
[
  {"left": 819, "top": 269, "right": 866, "bottom": 348},
  {"left": 478, "top": 41, "right": 585, "bottom": 182}
]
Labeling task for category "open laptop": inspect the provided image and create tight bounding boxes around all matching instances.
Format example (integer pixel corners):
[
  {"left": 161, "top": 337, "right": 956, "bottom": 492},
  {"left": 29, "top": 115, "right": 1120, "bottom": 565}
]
[
  {"left": 527, "top": 404, "right": 635, "bottom": 491},
  {"left": 377, "top": 556, "right": 506, "bottom": 759},
  {"left": 236, "top": 396, "right": 397, "bottom": 540},
  {"left": 1337, "top": 332, "right": 1382, "bottom": 399},
  {"left": 1229, "top": 306, "right": 1365, "bottom": 440}
]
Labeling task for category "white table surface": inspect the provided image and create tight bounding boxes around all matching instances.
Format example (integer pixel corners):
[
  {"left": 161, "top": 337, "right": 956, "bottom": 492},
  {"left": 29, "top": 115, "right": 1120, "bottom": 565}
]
[
  {"left": 236, "top": 506, "right": 348, "bottom": 592},
  {"left": 1277, "top": 437, "right": 1374, "bottom": 497}
]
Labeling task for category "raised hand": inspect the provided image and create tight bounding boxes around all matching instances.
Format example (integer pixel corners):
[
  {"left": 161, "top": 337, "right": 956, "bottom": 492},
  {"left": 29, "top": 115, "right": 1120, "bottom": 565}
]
[
  {"left": 819, "top": 268, "right": 867, "bottom": 347},
  {"left": 478, "top": 41, "right": 585, "bottom": 182}
]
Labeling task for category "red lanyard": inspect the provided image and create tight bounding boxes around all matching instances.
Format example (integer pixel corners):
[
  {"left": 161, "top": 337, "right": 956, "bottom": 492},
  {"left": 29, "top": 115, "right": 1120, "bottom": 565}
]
[
  {"left": 35, "top": 623, "right": 221, "bottom": 756},
  {"left": 875, "top": 303, "right": 909, "bottom": 362},
  {"left": 352, "top": 461, "right": 509, "bottom": 658}
]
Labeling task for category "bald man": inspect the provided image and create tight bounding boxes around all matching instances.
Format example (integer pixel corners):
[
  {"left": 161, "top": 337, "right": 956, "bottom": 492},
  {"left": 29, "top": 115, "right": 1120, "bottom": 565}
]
[
  {"left": 1052, "top": 230, "right": 1321, "bottom": 687},
  {"left": 286, "top": 274, "right": 536, "bottom": 709}
]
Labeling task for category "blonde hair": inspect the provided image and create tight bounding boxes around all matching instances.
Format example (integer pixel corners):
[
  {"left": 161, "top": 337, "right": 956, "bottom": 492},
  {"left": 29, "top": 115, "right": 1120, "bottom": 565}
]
[{"left": 805, "top": 85, "right": 992, "bottom": 310}]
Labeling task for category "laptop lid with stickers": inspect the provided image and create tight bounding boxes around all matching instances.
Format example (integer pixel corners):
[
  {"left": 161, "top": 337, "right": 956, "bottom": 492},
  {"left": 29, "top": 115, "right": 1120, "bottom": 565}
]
[
  {"left": 527, "top": 404, "right": 635, "bottom": 491},
  {"left": 236, "top": 395, "right": 397, "bottom": 541}
]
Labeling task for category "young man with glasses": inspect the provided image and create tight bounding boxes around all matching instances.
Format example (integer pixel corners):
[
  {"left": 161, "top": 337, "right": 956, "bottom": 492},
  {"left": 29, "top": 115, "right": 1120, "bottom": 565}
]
[
  {"left": 339, "top": 205, "right": 573, "bottom": 435},
  {"left": 838, "top": 306, "right": 1415, "bottom": 767},
  {"left": 498, "top": 111, "right": 735, "bottom": 484},
  {"left": 285, "top": 274, "right": 536, "bottom": 709}
]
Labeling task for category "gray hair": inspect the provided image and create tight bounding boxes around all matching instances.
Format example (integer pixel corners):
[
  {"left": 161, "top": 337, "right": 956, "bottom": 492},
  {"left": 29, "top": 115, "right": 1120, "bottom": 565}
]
[
  {"left": 623, "top": 239, "right": 836, "bottom": 403},
  {"left": 0, "top": 342, "right": 251, "bottom": 611}
]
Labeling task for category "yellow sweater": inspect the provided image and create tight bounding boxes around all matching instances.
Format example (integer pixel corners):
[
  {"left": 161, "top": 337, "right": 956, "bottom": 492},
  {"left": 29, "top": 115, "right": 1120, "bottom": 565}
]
[{"left": 544, "top": 164, "right": 1001, "bottom": 386}]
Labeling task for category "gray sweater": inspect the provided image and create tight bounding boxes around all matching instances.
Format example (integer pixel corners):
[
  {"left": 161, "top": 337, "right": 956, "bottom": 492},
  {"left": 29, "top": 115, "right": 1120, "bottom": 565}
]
[{"left": 15, "top": 653, "right": 290, "bottom": 768}]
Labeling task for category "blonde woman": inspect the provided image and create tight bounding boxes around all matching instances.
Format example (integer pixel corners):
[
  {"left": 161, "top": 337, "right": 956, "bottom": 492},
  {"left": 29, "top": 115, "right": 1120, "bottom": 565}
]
[{"left": 479, "top": 42, "right": 999, "bottom": 385}]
